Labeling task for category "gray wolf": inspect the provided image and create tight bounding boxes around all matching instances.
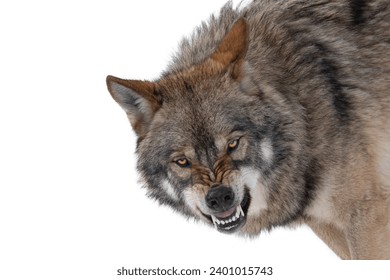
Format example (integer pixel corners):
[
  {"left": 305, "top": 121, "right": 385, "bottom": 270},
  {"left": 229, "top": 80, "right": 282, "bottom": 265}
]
[{"left": 106, "top": 0, "right": 390, "bottom": 259}]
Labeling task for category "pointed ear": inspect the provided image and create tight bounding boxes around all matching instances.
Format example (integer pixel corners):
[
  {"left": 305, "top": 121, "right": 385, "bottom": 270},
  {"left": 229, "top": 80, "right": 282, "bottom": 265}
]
[
  {"left": 209, "top": 18, "right": 248, "bottom": 79},
  {"left": 106, "top": 75, "right": 162, "bottom": 136}
]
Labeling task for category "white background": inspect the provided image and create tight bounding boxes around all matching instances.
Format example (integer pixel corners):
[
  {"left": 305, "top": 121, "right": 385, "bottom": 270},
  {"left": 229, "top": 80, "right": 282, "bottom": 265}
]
[{"left": 0, "top": 1, "right": 388, "bottom": 279}]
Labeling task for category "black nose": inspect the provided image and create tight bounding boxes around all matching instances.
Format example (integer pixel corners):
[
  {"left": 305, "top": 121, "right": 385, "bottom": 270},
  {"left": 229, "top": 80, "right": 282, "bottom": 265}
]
[{"left": 206, "top": 186, "right": 235, "bottom": 212}]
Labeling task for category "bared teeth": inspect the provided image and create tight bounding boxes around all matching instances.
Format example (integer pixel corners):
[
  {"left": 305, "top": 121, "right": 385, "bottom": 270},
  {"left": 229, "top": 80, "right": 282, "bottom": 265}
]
[
  {"left": 211, "top": 215, "right": 219, "bottom": 228},
  {"left": 239, "top": 205, "right": 244, "bottom": 217},
  {"left": 211, "top": 205, "right": 245, "bottom": 227}
]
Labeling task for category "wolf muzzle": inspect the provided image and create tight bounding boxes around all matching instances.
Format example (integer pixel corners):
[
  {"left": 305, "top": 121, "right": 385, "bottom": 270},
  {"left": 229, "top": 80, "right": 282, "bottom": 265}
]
[{"left": 205, "top": 185, "right": 248, "bottom": 234}]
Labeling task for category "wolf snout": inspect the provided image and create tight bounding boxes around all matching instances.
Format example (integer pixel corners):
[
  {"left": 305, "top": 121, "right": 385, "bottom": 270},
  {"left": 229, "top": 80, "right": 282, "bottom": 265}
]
[{"left": 205, "top": 185, "right": 235, "bottom": 212}]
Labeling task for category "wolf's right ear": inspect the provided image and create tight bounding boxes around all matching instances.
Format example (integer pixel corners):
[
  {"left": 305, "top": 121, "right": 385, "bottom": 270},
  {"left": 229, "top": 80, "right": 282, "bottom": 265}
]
[{"left": 106, "top": 75, "right": 162, "bottom": 136}]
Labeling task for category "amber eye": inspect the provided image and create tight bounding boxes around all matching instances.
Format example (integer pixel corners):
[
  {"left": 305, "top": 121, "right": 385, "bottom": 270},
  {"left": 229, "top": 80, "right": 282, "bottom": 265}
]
[
  {"left": 175, "top": 158, "right": 191, "bottom": 168},
  {"left": 227, "top": 138, "right": 240, "bottom": 152}
]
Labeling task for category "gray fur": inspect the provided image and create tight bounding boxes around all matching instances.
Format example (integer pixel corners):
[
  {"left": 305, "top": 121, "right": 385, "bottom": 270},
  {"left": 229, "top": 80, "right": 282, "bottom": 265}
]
[{"left": 107, "top": 0, "right": 390, "bottom": 259}]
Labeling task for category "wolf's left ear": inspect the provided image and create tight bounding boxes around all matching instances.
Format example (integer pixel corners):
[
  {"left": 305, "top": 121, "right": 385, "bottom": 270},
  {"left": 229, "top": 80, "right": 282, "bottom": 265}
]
[
  {"left": 209, "top": 18, "right": 248, "bottom": 80},
  {"left": 106, "top": 76, "right": 162, "bottom": 136}
]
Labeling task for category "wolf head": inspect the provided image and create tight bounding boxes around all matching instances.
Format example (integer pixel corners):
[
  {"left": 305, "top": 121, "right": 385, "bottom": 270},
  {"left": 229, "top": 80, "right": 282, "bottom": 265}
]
[{"left": 107, "top": 19, "right": 308, "bottom": 235}]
